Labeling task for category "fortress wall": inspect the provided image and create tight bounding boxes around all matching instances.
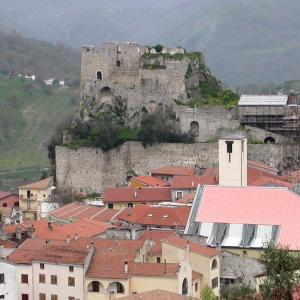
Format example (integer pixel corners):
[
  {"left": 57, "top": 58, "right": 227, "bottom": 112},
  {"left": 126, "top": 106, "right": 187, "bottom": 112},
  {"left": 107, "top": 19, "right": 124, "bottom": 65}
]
[{"left": 56, "top": 142, "right": 299, "bottom": 194}]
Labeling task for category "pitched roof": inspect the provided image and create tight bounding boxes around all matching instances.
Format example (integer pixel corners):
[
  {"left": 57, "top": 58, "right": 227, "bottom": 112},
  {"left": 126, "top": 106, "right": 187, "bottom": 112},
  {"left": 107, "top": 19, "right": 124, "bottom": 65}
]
[
  {"left": 238, "top": 95, "right": 288, "bottom": 106},
  {"left": 117, "top": 205, "right": 190, "bottom": 227},
  {"left": 119, "top": 290, "right": 199, "bottom": 300},
  {"left": 0, "top": 240, "right": 17, "bottom": 248},
  {"left": 195, "top": 185, "right": 300, "bottom": 250},
  {"left": 171, "top": 175, "right": 217, "bottom": 189},
  {"left": 162, "top": 235, "right": 220, "bottom": 258},
  {"left": 248, "top": 160, "right": 278, "bottom": 174},
  {"left": 104, "top": 187, "right": 171, "bottom": 203},
  {"left": 0, "top": 191, "right": 12, "bottom": 200},
  {"left": 131, "top": 176, "right": 170, "bottom": 187},
  {"left": 23, "top": 219, "right": 108, "bottom": 240},
  {"left": 250, "top": 176, "right": 294, "bottom": 188},
  {"left": 49, "top": 202, "right": 119, "bottom": 223},
  {"left": 86, "top": 252, "right": 180, "bottom": 279},
  {"left": 19, "top": 177, "right": 53, "bottom": 190},
  {"left": 150, "top": 166, "right": 195, "bottom": 176}
]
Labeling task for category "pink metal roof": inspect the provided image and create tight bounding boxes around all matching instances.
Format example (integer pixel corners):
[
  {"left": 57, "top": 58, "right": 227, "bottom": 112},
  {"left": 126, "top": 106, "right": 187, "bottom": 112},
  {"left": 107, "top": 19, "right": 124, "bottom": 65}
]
[{"left": 195, "top": 186, "right": 300, "bottom": 250}]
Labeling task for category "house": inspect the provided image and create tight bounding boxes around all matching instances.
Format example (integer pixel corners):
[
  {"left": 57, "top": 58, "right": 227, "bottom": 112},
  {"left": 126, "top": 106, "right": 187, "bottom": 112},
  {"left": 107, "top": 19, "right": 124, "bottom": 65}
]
[
  {"left": 44, "top": 78, "right": 55, "bottom": 86},
  {"left": 129, "top": 176, "right": 169, "bottom": 188},
  {"left": 19, "top": 177, "right": 55, "bottom": 220},
  {"left": 0, "top": 206, "right": 22, "bottom": 224},
  {"left": 48, "top": 202, "right": 120, "bottom": 224},
  {"left": 117, "top": 204, "right": 191, "bottom": 232},
  {"left": 0, "top": 191, "right": 19, "bottom": 208},
  {"left": 170, "top": 175, "right": 217, "bottom": 201},
  {"left": 150, "top": 166, "right": 196, "bottom": 183},
  {"left": 162, "top": 47, "right": 185, "bottom": 55},
  {"left": 103, "top": 187, "right": 172, "bottom": 209}
]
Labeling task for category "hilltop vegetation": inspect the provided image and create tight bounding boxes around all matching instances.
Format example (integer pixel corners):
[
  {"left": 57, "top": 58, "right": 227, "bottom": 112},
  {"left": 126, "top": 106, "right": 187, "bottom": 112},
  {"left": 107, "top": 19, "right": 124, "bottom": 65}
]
[
  {"left": 0, "top": 30, "right": 80, "bottom": 85},
  {"left": 0, "top": 76, "right": 79, "bottom": 190}
]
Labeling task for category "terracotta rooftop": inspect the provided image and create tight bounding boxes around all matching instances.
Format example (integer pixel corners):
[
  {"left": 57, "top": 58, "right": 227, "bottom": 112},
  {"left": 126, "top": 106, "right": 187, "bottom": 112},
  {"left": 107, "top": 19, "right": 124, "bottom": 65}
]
[
  {"left": 117, "top": 205, "right": 190, "bottom": 227},
  {"left": 195, "top": 185, "right": 300, "bottom": 250},
  {"left": 177, "top": 192, "right": 196, "bottom": 204},
  {"left": 104, "top": 187, "right": 171, "bottom": 203},
  {"left": 250, "top": 176, "right": 294, "bottom": 188},
  {"left": 0, "top": 240, "right": 17, "bottom": 248},
  {"left": 162, "top": 235, "right": 220, "bottom": 258},
  {"left": 130, "top": 176, "right": 170, "bottom": 187},
  {"left": 119, "top": 290, "right": 199, "bottom": 300},
  {"left": 150, "top": 166, "right": 195, "bottom": 177},
  {"left": 0, "top": 191, "right": 12, "bottom": 200},
  {"left": 171, "top": 175, "right": 217, "bottom": 189},
  {"left": 49, "top": 202, "right": 120, "bottom": 223},
  {"left": 23, "top": 219, "right": 108, "bottom": 240},
  {"left": 248, "top": 160, "right": 278, "bottom": 173},
  {"left": 87, "top": 252, "right": 180, "bottom": 279},
  {"left": 19, "top": 177, "right": 53, "bottom": 190}
]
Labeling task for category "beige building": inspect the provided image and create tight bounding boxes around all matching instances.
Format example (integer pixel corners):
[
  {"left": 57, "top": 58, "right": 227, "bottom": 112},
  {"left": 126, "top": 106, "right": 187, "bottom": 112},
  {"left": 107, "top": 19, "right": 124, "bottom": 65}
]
[
  {"left": 218, "top": 135, "right": 247, "bottom": 187},
  {"left": 19, "top": 177, "right": 54, "bottom": 220}
]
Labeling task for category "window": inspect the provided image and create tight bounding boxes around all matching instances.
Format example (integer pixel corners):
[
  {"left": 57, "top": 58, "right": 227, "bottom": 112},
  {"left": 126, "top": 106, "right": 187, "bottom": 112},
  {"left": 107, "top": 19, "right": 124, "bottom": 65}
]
[
  {"left": 212, "top": 277, "right": 219, "bottom": 289},
  {"left": 226, "top": 141, "right": 233, "bottom": 162},
  {"left": 39, "top": 274, "right": 46, "bottom": 283},
  {"left": 156, "top": 257, "right": 161, "bottom": 263},
  {"left": 96, "top": 71, "right": 102, "bottom": 80},
  {"left": 211, "top": 259, "right": 218, "bottom": 270},
  {"left": 195, "top": 282, "right": 198, "bottom": 292},
  {"left": 39, "top": 294, "right": 46, "bottom": 300},
  {"left": 40, "top": 263, "right": 45, "bottom": 270},
  {"left": 69, "top": 266, "right": 74, "bottom": 272},
  {"left": 108, "top": 203, "right": 114, "bottom": 209},
  {"left": 0, "top": 274, "right": 4, "bottom": 284},
  {"left": 2, "top": 203, "right": 7, "bottom": 207},
  {"left": 51, "top": 295, "right": 58, "bottom": 300},
  {"left": 27, "top": 190, "right": 31, "bottom": 198},
  {"left": 116, "top": 60, "right": 121, "bottom": 67},
  {"left": 51, "top": 275, "right": 57, "bottom": 285},
  {"left": 43, "top": 194, "right": 46, "bottom": 198},
  {"left": 22, "top": 295, "right": 29, "bottom": 300},
  {"left": 0, "top": 295, "right": 4, "bottom": 299},
  {"left": 176, "top": 191, "right": 183, "bottom": 200},
  {"left": 182, "top": 278, "right": 188, "bottom": 295},
  {"left": 21, "top": 274, "right": 28, "bottom": 284},
  {"left": 68, "top": 277, "right": 75, "bottom": 287},
  {"left": 68, "top": 297, "right": 75, "bottom": 300},
  {"left": 127, "top": 203, "right": 133, "bottom": 208}
]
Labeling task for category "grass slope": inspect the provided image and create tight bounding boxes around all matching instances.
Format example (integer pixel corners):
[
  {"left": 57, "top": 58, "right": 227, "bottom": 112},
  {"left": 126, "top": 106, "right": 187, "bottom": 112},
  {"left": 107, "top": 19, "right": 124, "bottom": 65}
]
[{"left": 0, "top": 77, "right": 79, "bottom": 190}]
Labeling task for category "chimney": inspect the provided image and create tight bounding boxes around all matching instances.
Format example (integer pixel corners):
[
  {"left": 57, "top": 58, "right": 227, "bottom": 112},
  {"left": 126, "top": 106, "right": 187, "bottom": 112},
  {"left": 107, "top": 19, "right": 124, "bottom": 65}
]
[
  {"left": 74, "top": 233, "right": 79, "bottom": 240},
  {"left": 47, "top": 222, "right": 53, "bottom": 231},
  {"left": 218, "top": 135, "right": 247, "bottom": 187},
  {"left": 134, "top": 190, "right": 138, "bottom": 198},
  {"left": 16, "top": 225, "right": 22, "bottom": 240},
  {"left": 124, "top": 260, "right": 128, "bottom": 274},
  {"left": 66, "top": 235, "right": 71, "bottom": 243},
  {"left": 28, "top": 225, "right": 35, "bottom": 238}
]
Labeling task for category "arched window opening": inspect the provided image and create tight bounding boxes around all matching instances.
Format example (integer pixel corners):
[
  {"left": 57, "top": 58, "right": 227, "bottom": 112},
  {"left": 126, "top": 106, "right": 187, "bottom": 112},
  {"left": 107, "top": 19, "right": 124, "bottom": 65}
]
[
  {"left": 264, "top": 136, "right": 275, "bottom": 144},
  {"left": 96, "top": 71, "right": 103, "bottom": 80},
  {"left": 211, "top": 259, "right": 218, "bottom": 270},
  {"left": 182, "top": 278, "right": 188, "bottom": 295},
  {"left": 116, "top": 60, "right": 121, "bottom": 67},
  {"left": 190, "top": 121, "right": 199, "bottom": 137},
  {"left": 87, "top": 281, "right": 104, "bottom": 292},
  {"left": 108, "top": 282, "right": 125, "bottom": 294}
]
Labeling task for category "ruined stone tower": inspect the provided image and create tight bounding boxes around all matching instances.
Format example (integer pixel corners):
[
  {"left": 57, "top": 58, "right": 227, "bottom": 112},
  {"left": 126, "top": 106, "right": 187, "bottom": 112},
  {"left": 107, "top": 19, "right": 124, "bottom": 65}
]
[{"left": 80, "top": 42, "right": 212, "bottom": 122}]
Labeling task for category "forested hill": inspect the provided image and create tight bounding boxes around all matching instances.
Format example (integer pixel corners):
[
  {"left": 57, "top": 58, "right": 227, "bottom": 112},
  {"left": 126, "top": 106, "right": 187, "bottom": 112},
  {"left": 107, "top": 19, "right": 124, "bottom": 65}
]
[{"left": 0, "top": 30, "right": 80, "bottom": 85}]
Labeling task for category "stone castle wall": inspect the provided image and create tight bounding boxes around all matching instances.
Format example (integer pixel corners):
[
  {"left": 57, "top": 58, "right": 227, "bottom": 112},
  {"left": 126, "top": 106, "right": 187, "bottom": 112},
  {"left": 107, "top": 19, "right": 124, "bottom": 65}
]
[{"left": 56, "top": 142, "right": 299, "bottom": 194}]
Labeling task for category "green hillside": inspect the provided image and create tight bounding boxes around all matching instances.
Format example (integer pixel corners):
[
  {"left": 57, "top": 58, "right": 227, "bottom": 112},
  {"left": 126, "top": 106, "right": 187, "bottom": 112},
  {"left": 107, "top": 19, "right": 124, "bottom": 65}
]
[{"left": 0, "top": 76, "right": 79, "bottom": 191}]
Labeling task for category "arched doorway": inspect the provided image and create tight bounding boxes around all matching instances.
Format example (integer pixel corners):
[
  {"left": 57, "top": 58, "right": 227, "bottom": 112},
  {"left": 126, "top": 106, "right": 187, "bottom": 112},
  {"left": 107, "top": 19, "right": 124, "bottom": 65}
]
[
  {"left": 264, "top": 136, "right": 275, "bottom": 144},
  {"left": 87, "top": 281, "right": 104, "bottom": 293},
  {"left": 108, "top": 282, "right": 125, "bottom": 294},
  {"left": 182, "top": 278, "right": 188, "bottom": 295},
  {"left": 96, "top": 71, "right": 103, "bottom": 80},
  {"left": 190, "top": 121, "right": 199, "bottom": 137},
  {"left": 97, "top": 87, "right": 112, "bottom": 104}
]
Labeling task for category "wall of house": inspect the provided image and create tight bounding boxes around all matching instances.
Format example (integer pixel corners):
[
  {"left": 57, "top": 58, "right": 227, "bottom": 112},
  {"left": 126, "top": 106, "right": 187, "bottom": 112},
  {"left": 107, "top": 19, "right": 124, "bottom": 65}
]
[
  {"left": 171, "top": 189, "right": 195, "bottom": 202},
  {"left": 56, "top": 142, "right": 300, "bottom": 194},
  {"left": 0, "top": 261, "right": 17, "bottom": 300},
  {"left": 32, "top": 262, "right": 85, "bottom": 300},
  {"left": 17, "top": 264, "right": 34, "bottom": 300}
]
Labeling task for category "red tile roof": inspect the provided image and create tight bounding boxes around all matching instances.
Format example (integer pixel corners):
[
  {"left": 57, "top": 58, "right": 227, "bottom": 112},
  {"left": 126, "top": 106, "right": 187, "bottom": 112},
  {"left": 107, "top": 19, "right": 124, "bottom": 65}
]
[
  {"left": 192, "top": 271, "right": 203, "bottom": 280},
  {"left": 250, "top": 176, "right": 294, "bottom": 188},
  {"left": 119, "top": 290, "right": 199, "bottom": 300},
  {"left": 171, "top": 175, "right": 217, "bottom": 189},
  {"left": 196, "top": 185, "right": 300, "bottom": 250},
  {"left": 176, "top": 192, "right": 196, "bottom": 204},
  {"left": 19, "top": 177, "right": 53, "bottom": 190},
  {"left": 49, "top": 202, "right": 119, "bottom": 223},
  {"left": 86, "top": 252, "right": 180, "bottom": 279},
  {"left": 104, "top": 187, "right": 171, "bottom": 203},
  {"left": 131, "top": 176, "right": 170, "bottom": 187},
  {"left": 0, "top": 194, "right": 19, "bottom": 207},
  {"left": 117, "top": 205, "right": 190, "bottom": 227},
  {"left": 248, "top": 160, "right": 278, "bottom": 174},
  {"left": 162, "top": 235, "right": 220, "bottom": 258},
  {"left": 0, "top": 191, "right": 12, "bottom": 200},
  {"left": 150, "top": 166, "right": 195, "bottom": 176},
  {"left": 0, "top": 240, "right": 17, "bottom": 248},
  {"left": 23, "top": 219, "right": 108, "bottom": 240}
]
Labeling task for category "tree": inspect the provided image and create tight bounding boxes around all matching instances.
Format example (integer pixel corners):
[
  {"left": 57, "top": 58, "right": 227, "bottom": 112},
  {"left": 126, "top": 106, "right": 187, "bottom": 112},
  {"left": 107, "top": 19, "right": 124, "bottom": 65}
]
[
  {"left": 260, "top": 244, "right": 300, "bottom": 300},
  {"left": 154, "top": 44, "right": 164, "bottom": 53},
  {"left": 201, "top": 285, "right": 218, "bottom": 300}
]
